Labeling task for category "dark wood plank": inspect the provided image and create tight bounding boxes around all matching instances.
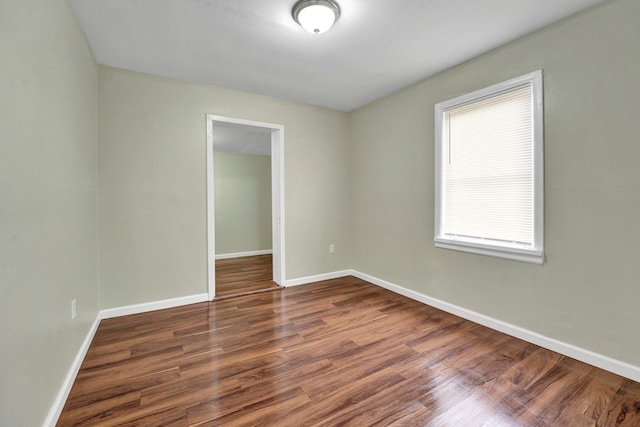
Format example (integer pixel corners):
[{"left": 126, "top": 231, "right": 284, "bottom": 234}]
[
  {"left": 57, "top": 277, "right": 640, "bottom": 426},
  {"left": 215, "top": 254, "right": 279, "bottom": 297}
]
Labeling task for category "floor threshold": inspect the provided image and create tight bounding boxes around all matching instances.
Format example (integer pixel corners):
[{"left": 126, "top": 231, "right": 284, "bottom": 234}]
[{"left": 213, "top": 285, "right": 283, "bottom": 301}]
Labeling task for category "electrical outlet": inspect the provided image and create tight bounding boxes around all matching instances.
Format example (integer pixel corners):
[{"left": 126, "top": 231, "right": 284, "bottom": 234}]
[
  {"left": 71, "top": 299, "right": 77, "bottom": 320},
  {"left": 329, "top": 244, "right": 335, "bottom": 254}
]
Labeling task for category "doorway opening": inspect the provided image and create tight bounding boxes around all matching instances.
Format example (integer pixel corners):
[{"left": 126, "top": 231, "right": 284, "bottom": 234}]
[{"left": 206, "top": 114, "right": 285, "bottom": 300}]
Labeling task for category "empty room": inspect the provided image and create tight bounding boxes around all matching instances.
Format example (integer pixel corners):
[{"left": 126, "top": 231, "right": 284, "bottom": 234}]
[{"left": 2, "top": 0, "right": 640, "bottom": 425}]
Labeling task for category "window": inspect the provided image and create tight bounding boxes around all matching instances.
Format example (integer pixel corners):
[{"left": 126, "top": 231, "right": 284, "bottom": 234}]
[{"left": 434, "top": 70, "right": 544, "bottom": 264}]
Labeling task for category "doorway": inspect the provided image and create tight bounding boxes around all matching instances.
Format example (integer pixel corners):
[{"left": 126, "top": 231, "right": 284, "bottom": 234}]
[{"left": 206, "top": 114, "right": 285, "bottom": 300}]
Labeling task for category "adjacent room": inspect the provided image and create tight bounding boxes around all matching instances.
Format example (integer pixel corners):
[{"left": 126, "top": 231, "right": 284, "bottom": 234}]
[
  {"left": 2, "top": 0, "right": 640, "bottom": 425},
  {"left": 210, "top": 120, "right": 280, "bottom": 298}
]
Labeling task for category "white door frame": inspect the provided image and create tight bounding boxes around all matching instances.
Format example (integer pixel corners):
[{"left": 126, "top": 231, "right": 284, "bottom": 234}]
[{"left": 206, "top": 114, "right": 285, "bottom": 300}]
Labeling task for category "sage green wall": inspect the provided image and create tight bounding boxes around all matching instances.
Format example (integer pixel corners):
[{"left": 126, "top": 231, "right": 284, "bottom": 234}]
[
  {"left": 214, "top": 152, "right": 272, "bottom": 255},
  {"left": 0, "top": 1, "right": 99, "bottom": 425},
  {"left": 98, "top": 66, "right": 351, "bottom": 308},
  {"left": 351, "top": 0, "right": 640, "bottom": 367}
]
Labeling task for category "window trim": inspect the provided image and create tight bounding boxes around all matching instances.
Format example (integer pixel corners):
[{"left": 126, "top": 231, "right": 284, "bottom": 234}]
[{"left": 434, "top": 70, "right": 544, "bottom": 265}]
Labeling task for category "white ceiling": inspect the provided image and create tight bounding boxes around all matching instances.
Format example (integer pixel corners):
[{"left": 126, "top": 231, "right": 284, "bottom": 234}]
[
  {"left": 72, "top": 0, "right": 607, "bottom": 112},
  {"left": 212, "top": 121, "right": 272, "bottom": 156}
]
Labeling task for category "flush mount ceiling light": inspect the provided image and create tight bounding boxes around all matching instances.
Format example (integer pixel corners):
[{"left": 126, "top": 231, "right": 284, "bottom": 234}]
[{"left": 292, "top": 0, "right": 341, "bottom": 35}]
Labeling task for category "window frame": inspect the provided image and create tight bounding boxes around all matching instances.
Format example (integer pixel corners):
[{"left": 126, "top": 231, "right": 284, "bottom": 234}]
[{"left": 434, "top": 70, "right": 544, "bottom": 265}]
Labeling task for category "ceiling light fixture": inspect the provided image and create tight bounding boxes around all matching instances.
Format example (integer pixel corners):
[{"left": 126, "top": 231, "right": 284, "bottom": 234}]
[{"left": 292, "top": 0, "right": 341, "bottom": 35}]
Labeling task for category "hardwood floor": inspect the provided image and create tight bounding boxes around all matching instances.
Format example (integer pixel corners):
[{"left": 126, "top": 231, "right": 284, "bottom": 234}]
[
  {"left": 57, "top": 277, "right": 640, "bottom": 426},
  {"left": 215, "top": 254, "right": 279, "bottom": 297}
]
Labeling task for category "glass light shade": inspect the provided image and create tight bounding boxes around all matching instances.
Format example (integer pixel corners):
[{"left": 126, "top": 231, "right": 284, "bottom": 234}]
[{"left": 293, "top": 0, "right": 340, "bottom": 35}]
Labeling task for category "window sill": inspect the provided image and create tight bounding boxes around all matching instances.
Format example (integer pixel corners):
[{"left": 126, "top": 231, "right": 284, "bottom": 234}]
[{"left": 434, "top": 239, "right": 544, "bottom": 265}]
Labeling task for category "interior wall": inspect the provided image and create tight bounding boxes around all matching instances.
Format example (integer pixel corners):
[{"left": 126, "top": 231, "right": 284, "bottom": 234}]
[
  {"left": 0, "top": 0, "right": 99, "bottom": 425},
  {"left": 214, "top": 152, "right": 272, "bottom": 255},
  {"left": 350, "top": 0, "right": 640, "bottom": 367},
  {"left": 98, "top": 66, "right": 351, "bottom": 308}
]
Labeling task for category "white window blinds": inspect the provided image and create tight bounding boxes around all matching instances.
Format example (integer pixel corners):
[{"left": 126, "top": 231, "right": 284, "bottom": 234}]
[
  {"left": 442, "top": 84, "right": 534, "bottom": 248},
  {"left": 435, "top": 70, "right": 544, "bottom": 264}
]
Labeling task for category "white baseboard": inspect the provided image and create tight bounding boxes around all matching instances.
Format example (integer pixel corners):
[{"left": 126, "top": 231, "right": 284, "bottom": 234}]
[
  {"left": 284, "top": 270, "right": 352, "bottom": 287},
  {"left": 100, "top": 293, "right": 209, "bottom": 319},
  {"left": 215, "top": 249, "right": 273, "bottom": 260},
  {"left": 351, "top": 270, "right": 640, "bottom": 383},
  {"left": 43, "top": 314, "right": 101, "bottom": 427}
]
